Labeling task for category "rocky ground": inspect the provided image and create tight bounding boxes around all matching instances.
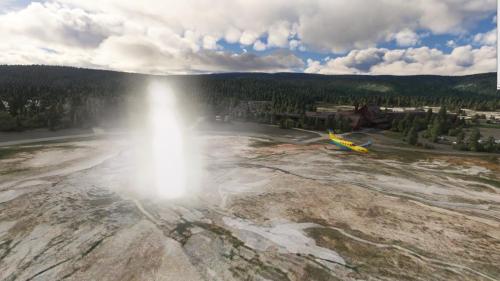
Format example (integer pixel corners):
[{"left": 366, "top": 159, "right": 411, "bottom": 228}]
[{"left": 0, "top": 132, "right": 499, "bottom": 281}]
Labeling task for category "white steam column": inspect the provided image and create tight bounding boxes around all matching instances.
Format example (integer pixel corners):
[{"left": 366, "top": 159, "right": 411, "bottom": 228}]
[{"left": 148, "top": 82, "right": 186, "bottom": 199}]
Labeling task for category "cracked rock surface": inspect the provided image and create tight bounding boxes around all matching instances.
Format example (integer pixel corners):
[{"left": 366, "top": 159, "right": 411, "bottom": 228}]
[{"left": 0, "top": 135, "right": 499, "bottom": 281}]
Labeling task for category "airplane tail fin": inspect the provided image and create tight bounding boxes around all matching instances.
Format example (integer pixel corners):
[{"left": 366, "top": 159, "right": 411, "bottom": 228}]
[{"left": 328, "top": 129, "right": 339, "bottom": 139}]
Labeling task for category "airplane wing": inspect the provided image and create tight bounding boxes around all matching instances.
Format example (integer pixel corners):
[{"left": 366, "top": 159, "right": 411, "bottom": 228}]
[{"left": 328, "top": 131, "right": 354, "bottom": 146}]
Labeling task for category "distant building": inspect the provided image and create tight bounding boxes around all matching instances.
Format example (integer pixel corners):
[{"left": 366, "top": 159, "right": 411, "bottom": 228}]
[
  {"left": 303, "top": 105, "right": 386, "bottom": 130},
  {"left": 224, "top": 101, "right": 458, "bottom": 131},
  {"left": 355, "top": 105, "right": 391, "bottom": 129}
]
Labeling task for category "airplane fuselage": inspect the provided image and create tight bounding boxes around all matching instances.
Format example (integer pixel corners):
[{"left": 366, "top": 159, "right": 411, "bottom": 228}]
[
  {"left": 328, "top": 131, "right": 370, "bottom": 153},
  {"left": 329, "top": 138, "right": 369, "bottom": 153}
]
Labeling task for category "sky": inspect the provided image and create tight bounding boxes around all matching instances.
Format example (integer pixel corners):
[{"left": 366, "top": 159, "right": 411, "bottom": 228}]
[{"left": 0, "top": 0, "right": 497, "bottom": 75}]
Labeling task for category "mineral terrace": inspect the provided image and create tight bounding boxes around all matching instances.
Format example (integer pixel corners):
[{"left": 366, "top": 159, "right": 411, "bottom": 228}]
[{"left": 0, "top": 132, "right": 499, "bottom": 281}]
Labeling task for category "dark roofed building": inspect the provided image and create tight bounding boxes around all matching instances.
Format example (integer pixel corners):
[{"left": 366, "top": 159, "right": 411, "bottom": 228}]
[{"left": 356, "top": 105, "right": 390, "bottom": 129}]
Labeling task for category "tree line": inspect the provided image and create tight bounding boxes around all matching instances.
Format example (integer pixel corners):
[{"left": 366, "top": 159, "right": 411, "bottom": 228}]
[
  {"left": 0, "top": 65, "right": 499, "bottom": 132},
  {"left": 391, "top": 107, "right": 499, "bottom": 153}
]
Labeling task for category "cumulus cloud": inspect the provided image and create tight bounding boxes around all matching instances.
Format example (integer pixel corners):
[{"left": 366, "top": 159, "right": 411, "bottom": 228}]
[
  {"left": 0, "top": 0, "right": 496, "bottom": 74},
  {"left": 473, "top": 29, "right": 497, "bottom": 46},
  {"left": 296, "top": 0, "right": 495, "bottom": 53},
  {"left": 446, "top": 40, "right": 457, "bottom": 48},
  {"left": 87, "top": 34, "right": 304, "bottom": 74},
  {"left": 0, "top": 1, "right": 307, "bottom": 73},
  {"left": 224, "top": 27, "right": 242, "bottom": 44},
  {"left": 267, "top": 21, "right": 292, "bottom": 48},
  {"left": 239, "top": 30, "right": 260, "bottom": 46},
  {"left": 305, "top": 45, "right": 496, "bottom": 75},
  {"left": 0, "top": 2, "right": 111, "bottom": 49},
  {"left": 202, "top": 36, "right": 220, "bottom": 50},
  {"left": 253, "top": 40, "right": 267, "bottom": 51},
  {"left": 389, "top": 29, "right": 420, "bottom": 47}
]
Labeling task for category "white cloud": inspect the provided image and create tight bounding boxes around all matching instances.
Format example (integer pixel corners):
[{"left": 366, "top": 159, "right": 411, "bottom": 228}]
[
  {"left": 0, "top": 0, "right": 496, "bottom": 74},
  {"left": 473, "top": 29, "right": 497, "bottom": 46},
  {"left": 296, "top": 0, "right": 495, "bottom": 53},
  {"left": 224, "top": 27, "right": 241, "bottom": 44},
  {"left": 202, "top": 35, "right": 219, "bottom": 50},
  {"left": 267, "top": 21, "right": 291, "bottom": 48},
  {"left": 389, "top": 29, "right": 420, "bottom": 47},
  {"left": 446, "top": 40, "right": 457, "bottom": 48},
  {"left": 253, "top": 40, "right": 266, "bottom": 51},
  {"left": 0, "top": 2, "right": 111, "bottom": 49},
  {"left": 305, "top": 45, "right": 496, "bottom": 75},
  {"left": 90, "top": 35, "right": 304, "bottom": 74},
  {"left": 451, "top": 45, "right": 474, "bottom": 67},
  {"left": 289, "top": 39, "right": 302, "bottom": 51},
  {"left": 239, "top": 30, "right": 260, "bottom": 46}
]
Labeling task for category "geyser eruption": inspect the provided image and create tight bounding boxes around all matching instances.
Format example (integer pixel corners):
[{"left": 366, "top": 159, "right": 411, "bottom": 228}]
[{"left": 147, "top": 82, "right": 186, "bottom": 199}]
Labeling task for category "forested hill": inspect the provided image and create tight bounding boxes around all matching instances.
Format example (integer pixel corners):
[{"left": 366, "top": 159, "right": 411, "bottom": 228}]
[
  {"left": 0, "top": 65, "right": 498, "bottom": 131},
  {"left": 1, "top": 65, "right": 497, "bottom": 97}
]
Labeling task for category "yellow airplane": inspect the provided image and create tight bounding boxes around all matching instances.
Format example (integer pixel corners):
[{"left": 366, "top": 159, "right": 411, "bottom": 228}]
[{"left": 328, "top": 130, "right": 371, "bottom": 153}]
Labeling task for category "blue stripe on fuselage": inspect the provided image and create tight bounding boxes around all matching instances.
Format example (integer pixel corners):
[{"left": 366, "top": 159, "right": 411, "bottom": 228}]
[{"left": 330, "top": 140, "right": 351, "bottom": 151}]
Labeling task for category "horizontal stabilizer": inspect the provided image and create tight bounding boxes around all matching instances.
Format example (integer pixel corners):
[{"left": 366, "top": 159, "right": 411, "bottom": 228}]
[{"left": 360, "top": 140, "right": 373, "bottom": 148}]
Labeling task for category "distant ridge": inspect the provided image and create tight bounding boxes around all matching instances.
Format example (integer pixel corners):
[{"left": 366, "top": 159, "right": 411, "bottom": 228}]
[
  {"left": 0, "top": 64, "right": 496, "bottom": 79},
  {"left": 1, "top": 65, "right": 497, "bottom": 98}
]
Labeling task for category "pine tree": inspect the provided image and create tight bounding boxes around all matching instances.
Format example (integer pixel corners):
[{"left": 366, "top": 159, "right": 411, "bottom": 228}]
[
  {"left": 425, "top": 108, "right": 433, "bottom": 124},
  {"left": 438, "top": 106, "right": 447, "bottom": 120},
  {"left": 453, "top": 130, "right": 466, "bottom": 150},
  {"left": 468, "top": 128, "right": 482, "bottom": 152},
  {"left": 430, "top": 118, "right": 442, "bottom": 142},
  {"left": 407, "top": 126, "right": 418, "bottom": 145},
  {"left": 483, "top": 136, "right": 496, "bottom": 153}
]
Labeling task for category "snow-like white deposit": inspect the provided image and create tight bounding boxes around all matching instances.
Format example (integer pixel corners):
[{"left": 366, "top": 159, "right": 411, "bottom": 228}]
[
  {"left": 411, "top": 160, "right": 490, "bottom": 176},
  {"left": 223, "top": 217, "right": 345, "bottom": 266}
]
